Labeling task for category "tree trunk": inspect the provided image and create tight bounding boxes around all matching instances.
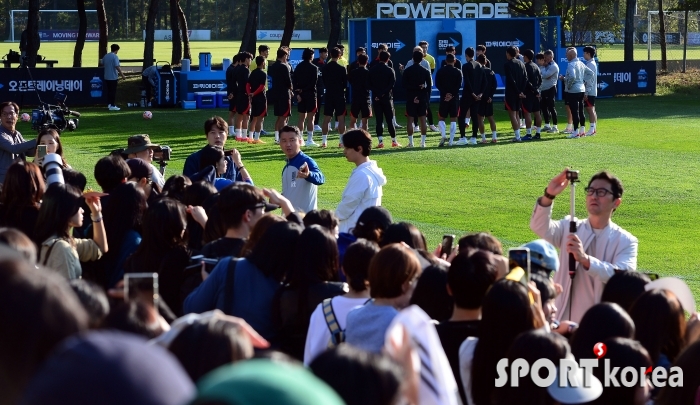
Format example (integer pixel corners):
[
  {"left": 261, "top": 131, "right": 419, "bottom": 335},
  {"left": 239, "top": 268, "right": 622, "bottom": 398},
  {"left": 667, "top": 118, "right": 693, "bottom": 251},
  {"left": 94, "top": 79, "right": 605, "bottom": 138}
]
[
  {"left": 658, "top": 2, "right": 667, "bottom": 71},
  {"left": 170, "top": 0, "right": 182, "bottom": 64},
  {"left": 319, "top": 0, "right": 329, "bottom": 36},
  {"left": 280, "top": 0, "right": 295, "bottom": 47},
  {"left": 624, "top": 0, "right": 635, "bottom": 61},
  {"left": 327, "top": 0, "right": 341, "bottom": 50},
  {"left": 26, "top": 0, "right": 39, "bottom": 67},
  {"left": 97, "top": 0, "right": 108, "bottom": 64},
  {"left": 143, "top": 0, "right": 159, "bottom": 70},
  {"left": 73, "top": 0, "right": 87, "bottom": 67},
  {"left": 177, "top": 2, "right": 191, "bottom": 61},
  {"left": 239, "top": 0, "right": 259, "bottom": 53}
]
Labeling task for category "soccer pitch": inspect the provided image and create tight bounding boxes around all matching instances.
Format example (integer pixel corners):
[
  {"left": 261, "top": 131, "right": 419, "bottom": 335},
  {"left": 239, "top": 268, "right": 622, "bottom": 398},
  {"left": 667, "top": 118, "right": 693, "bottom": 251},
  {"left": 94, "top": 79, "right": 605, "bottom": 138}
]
[{"left": 14, "top": 92, "right": 700, "bottom": 297}]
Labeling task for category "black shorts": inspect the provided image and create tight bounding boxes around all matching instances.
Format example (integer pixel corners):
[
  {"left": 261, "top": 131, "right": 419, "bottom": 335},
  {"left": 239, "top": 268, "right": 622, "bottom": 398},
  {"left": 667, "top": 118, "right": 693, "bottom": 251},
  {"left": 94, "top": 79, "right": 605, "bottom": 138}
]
[
  {"left": 405, "top": 94, "right": 428, "bottom": 117},
  {"left": 479, "top": 99, "right": 494, "bottom": 117},
  {"left": 251, "top": 96, "right": 267, "bottom": 117},
  {"left": 350, "top": 99, "right": 371, "bottom": 118},
  {"left": 297, "top": 92, "right": 317, "bottom": 114},
  {"left": 522, "top": 94, "right": 541, "bottom": 114},
  {"left": 234, "top": 94, "right": 251, "bottom": 115},
  {"left": 566, "top": 92, "right": 584, "bottom": 106},
  {"left": 272, "top": 92, "right": 291, "bottom": 117},
  {"left": 460, "top": 95, "right": 475, "bottom": 110},
  {"left": 504, "top": 93, "right": 521, "bottom": 112},
  {"left": 324, "top": 95, "right": 347, "bottom": 117},
  {"left": 228, "top": 93, "right": 236, "bottom": 112},
  {"left": 438, "top": 98, "right": 459, "bottom": 119},
  {"left": 584, "top": 95, "right": 596, "bottom": 107}
]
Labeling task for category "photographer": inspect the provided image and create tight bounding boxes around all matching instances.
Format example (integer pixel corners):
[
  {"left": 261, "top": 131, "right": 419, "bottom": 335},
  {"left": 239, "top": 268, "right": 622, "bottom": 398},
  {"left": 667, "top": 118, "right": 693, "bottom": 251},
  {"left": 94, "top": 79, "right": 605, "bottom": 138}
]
[
  {"left": 0, "top": 101, "right": 37, "bottom": 185},
  {"left": 531, "top": 168, "right": 638, "bottom": 324},
  {"left": 183, "top": 116, "right": 252, "bottom": 184},
  {"left": 123, "top": 134, "right": 165, "bottom": 189}
]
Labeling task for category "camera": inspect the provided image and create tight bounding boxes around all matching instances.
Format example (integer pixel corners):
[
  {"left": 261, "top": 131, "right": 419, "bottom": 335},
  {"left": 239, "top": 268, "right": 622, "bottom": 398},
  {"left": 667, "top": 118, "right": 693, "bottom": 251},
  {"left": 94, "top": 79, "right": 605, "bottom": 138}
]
[
  {"left": 31, "top": 93, "right": 80, "bottom": 132},
  {"left": 154, "top": 145, "right": 171, "bottom": 163},
  {"left": 42, "top": 153, "right": 65, "bottom": 186},
  {"left": 566, "top": 169, "right": 579, "bottom": 181}
]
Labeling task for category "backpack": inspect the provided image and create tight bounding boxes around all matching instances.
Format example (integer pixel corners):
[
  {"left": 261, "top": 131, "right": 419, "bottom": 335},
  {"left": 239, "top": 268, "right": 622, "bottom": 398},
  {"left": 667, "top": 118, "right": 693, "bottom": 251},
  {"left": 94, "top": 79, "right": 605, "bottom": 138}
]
[{"left": 323, "top": 297, "right": 371, "bottom": 348}]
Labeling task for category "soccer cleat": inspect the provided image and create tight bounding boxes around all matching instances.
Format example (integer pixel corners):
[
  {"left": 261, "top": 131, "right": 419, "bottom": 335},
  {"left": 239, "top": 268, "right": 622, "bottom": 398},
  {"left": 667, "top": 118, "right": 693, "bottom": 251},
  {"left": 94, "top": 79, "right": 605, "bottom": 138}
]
[
  {"left": 377, "top": 142, "right": 385, "bottom": 149},
  {"left": 438, "top": 138, "right": 446, "bottom": 147},
  {"left": 533, "top": 133, "right": 541, "bottom": 140},
  {"left": 393, "top": 122, "right": 403, "bottom": 128},
  {"left": 520, "top": 120, "right": 526, "bottom": 129},
  {"left": 562, "top": 127, "right": 574, "bottom": 134},
  {"left": 305, "top": 140, "right": 320, "bottom": 147},
  {"left": 522, "top": 134, "right": 533, "bottom": 141},
  {"left": 429, "top": 125, "right": 440, "bottom": 132},
  {"left": 547, "top": 127, "right": 559, "bottom": 133},
  {"left": 566, "top": 133, "right": 580, "bottom": 139},
  {"left": 246, "top": 138, "right": 254, "bottom": 143},
  {"left": 456, "top": 138, "right": 468, "bottom": 146},
  {"left": 585, "top": 129, "right": 597, "bottom": 136},
  {"left": 321, "top": 143, "right": 327, "bottom": 148},
  {"left": 512, "top": 137, "right": 522, "bottom": 142},
  {"left": 542, "top": 125, "right": 551, "bottom": 131},
  {"left": 109, "top": 105, "right": 120, "bottom": 111},
  {"left": 260, "top": 130, "right": 269, "bottom": 136},
  {"left": 407, "top": 143, "right": 415, "bottom": 148},
  {"left": 480, "top": 139, "right": 488, "bottom": 144},
  {"left": 468, "top": 138, "right": 478, "bottom": 145},
  {"left": 253, "top": 139, "right": 266, "bottom": 144},
  {"left": 413, "top": 126, "right": 420, "bottom": 132},
  {"left": 391, "top": 141, "right": 402, "bottom": 148},
  {"left": 420, "top": 141, "right": 426, "bottom": 148},
  {"left": 578, "top": 128, "right": 586, "bottom": 137},
  {"left": 235, "top": 137, "right": 244, "bottom": 142},
  {"left": 314, "top": 125, "right": 322, "bottom": 131},
  {"left": 490, "top": 139, "right": 498, "bottom": 143}
]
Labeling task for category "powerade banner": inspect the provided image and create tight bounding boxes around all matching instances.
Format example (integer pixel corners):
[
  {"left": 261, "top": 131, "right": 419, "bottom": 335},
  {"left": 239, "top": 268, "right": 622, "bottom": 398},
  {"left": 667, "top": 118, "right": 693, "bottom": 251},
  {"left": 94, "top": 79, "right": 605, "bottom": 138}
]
[
  {"left": 39, "top": 30, "right": 100, "bottom": 41},
  {"left": 476, "top": 19, "right": 536, "bottom": 79},
  {"left": 0, "top": 68, "right": 105, "bottom": 106},
  {"left": 596, "top": 61, "right": 656, "bottom": 96}
]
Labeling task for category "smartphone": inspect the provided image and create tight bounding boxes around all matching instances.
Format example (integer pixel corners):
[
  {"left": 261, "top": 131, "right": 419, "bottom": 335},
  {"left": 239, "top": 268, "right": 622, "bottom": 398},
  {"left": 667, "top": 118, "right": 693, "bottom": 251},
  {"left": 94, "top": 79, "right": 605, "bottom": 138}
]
[
  {"left": 508, "top": 248, "right": 531, "bottom": 287},
  {"left": 124, "top": 273, "right": 159, "bottom": 309},
  {"left": 37, "top": 144, "right": 47, "bottom": 158},
  {"left": 441, "top": 234, "right": 455, "bottom": 257}
]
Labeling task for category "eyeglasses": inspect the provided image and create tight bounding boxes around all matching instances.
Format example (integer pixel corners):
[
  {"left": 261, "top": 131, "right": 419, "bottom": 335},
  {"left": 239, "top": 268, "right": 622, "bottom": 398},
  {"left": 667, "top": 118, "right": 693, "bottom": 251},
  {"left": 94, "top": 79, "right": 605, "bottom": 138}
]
[
  {"left": 585, "top": 187, "right": 614, "bottom": 197},
  {"left": 1, "top": 111, "right": 18, "bottom": 117}
]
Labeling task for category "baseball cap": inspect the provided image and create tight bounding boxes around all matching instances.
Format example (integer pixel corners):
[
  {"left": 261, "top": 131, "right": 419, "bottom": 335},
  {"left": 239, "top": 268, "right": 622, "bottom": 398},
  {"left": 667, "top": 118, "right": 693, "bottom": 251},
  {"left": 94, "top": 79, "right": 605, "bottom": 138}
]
[
  {"left": 123, "top": 134, "right": 160, "bottom": 155},
  {"left": 547, "top": 357, "right": 603, "bottom": 404},
  {"left": 191, "top": 359, "right": 344, "bottom": 405},
  {"left": 522, "top": 239, "right": 559, "bottom": 273},
  {"left": 355, "top": 206, "right": 393, "bottom": 230},
  {"left": 126, "top": 158, "right": 153, "bottom": 180}
]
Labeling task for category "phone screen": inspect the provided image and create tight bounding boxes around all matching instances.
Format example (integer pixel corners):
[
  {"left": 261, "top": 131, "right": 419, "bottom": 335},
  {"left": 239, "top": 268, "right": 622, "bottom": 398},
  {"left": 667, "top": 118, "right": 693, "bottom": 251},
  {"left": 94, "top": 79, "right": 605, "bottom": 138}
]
[
  {"left": 124, "top": 273, "right": 159, "bottom": 309},
  {"left": 441, "top": 234, "right": 455, "bottom": 256},
  {"left": 37, "top": 145, "right": 47, "bottom": 158},
  {"left": 508, "top": 248, "right": 531, "bottom": 287}
]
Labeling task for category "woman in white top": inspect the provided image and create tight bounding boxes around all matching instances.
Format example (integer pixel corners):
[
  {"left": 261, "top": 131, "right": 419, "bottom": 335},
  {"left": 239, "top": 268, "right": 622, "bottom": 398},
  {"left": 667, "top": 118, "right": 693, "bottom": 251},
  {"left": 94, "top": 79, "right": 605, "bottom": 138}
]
[
  {"left": 459, "top": 279, "right": 542, "bottom": 405},
  {"left": 304, "top": 239, "right": 379, "bottom": 364}
]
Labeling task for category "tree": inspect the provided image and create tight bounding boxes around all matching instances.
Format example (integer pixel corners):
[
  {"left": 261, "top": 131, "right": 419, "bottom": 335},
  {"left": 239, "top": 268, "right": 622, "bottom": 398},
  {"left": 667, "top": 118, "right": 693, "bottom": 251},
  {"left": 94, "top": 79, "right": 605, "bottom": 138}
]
[
  {"left": 624, "top": 0, "right": 636, "bottom": 60},
  {"left": 26, "top": 0, "right": 40, "bottom": 68},
  {"left": 658, "top": 3, "right": 668, "bottom": 71},
  {"left": 143, "top": 0, "right": 159, "bottom": 70},
  {"left": 327, "top": 0, "right": 341, "bottom": 50},
  {"left": 73, "top": 0, "right": 87, "bottom": 67},
  {"left": 170, "top": 0, "right": 182, "bottom": 64},
  {"left": 97, "top": 0, "right": 108, "bottom": 64},
  {"left": 239, "top": 0, "right": 259, "bottom": 54},
  {"left": 280, "top": 0, "right": 295, "bottom": 48},
  {"left": 177, "top": 4, "right": 191, "bottom": 61}
]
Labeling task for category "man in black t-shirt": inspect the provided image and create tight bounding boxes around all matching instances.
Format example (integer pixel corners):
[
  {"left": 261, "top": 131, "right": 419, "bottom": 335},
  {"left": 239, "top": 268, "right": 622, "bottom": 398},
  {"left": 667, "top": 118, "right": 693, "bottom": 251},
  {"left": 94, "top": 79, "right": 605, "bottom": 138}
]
[
  {"left": 368, "top": 51, "right": 398, "bottom": 148},
  {"left": 435, "top": 54, "right": 463, "bottom": 146},
  {"left": 293, "top": 48, "right": 320, "bottom": 147},
  {"left": 225, "top": 54, "right": 240, "bottom": 128},
  {"left": 402, "top": 50, "right": 432, "bottom": 148},
  {"left": 503, "top": 46, "right": 528, "bottom": 142},
  {"left": 436, "top": 250, "right": 498, "bottom": 405},
  {"left": 247, "top": 56, "right": 269, "bottom": 144},
  {"left": 321, "top": 48, "right": 348, "bottom": 148},
  {"left": 439, "top": 45, "right": 462, "bottom": 70},
  {"left": 312, "top": 47, "right": 329, "bottom": 130},
  {"left": 268, "top": 48, "right": 293, "bottom": 143},
  {"left": 232, "top": 52, "right": 253, "bottom": 142},
  {"left": 348, "top": 54, "right": 372, "bottom": 132}
]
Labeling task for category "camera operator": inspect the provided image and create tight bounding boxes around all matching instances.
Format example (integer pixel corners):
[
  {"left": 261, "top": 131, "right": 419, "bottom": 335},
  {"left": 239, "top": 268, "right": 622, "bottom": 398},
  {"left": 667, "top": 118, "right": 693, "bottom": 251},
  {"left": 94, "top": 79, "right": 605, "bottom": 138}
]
[
  {"left": 123, "top": 134, "right": 165, "bottom": 189},
  {"left": 183, "top": 116, "right": 252, "bottom": 184},
  {"left": 0, "top": 101, "right": 37, "bottom": 185},
  {"left": 531, "top": 168, "right": 638, "bottom": 324}
]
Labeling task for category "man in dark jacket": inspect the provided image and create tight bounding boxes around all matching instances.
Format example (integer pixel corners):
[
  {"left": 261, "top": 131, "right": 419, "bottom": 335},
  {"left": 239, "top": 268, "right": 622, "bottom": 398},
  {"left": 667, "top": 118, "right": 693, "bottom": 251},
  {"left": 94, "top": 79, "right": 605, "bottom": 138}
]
[
  {"left": 268, "top": 48, "right": 294, "bottom": 143},
  {"left": 522, "top": 49, "right": 543, "bottom": 140},
  {"left": 402, "top": 50, "right": 432, "bottom": 148},
  {"left": 504, "top": 46, "right": 529, "bottom": 141},
  {"left": 368, "top": 51, "right": 398, "bottom": 148},
  {"left": 477, "top": 54, "right": 499, "bottom": 143},
  {"left": 348, "top": 54, "right": 372, "bottom": 132},
  {"left": 435, "top": 54, "right": 463, "bottom": 147},
  {"left": 312, "top": 47, "right": 328, "bottom": 130},
  {"left": 457, "top": 47, "right": 486, "bottom": 145},
  {"left": 232, "top": 52, "right": 253, "bottom": 142},
  {"left": 321, "top": 48, "right": 348, "bottom": 148},
  {"left": 293, "top": 48, "right": 320, "bottom": 146}
]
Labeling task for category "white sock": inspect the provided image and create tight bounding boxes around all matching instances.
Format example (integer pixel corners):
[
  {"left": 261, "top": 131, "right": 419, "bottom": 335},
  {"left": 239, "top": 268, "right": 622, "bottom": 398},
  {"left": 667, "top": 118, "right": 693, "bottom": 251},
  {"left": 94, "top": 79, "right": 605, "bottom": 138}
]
[
  {"left": 553, "top": 125, "right": 558, "bottom": 130},
  {"left": 591, "top": 123, "right": 596, "bottom": 130},
  {"left": 492, "top": 131, "right": 497, "bottom": 139},
  {"left": 439, "top": 121, "right": 446, "bottom": 139},
  {"left": 334, "top": 121, "right": 339, "bottom": 129},
  {"left": 392, "top": 117, "right": 398, "bottom": 125},
  {"left": 515, "top": 129, "right": 521, "bottom": 140},
  {"left": 421, "top": 135, "right": 426, "bottom": 144},
  {"left": 534, "top": 126, "right": 539, "bottom": 134},
  {"left": 274, "top": 131, "right": 279, "bottom": 142},
  {"left": 378, "top": 136, "right": 384, "bottom": 143},
  {"left": 307, "top": 131, "right": 313, "bottom": 142},
  {"left": 526, "top": 128, "right": 531, "bottom": 135},
  {"left": 480, "top": 132, "right": 486, "bottom": 141},
  {"left": 450, "top": 122, "right": 457, "bottom": 142},
  {"left": 408, "top": 135, "right": 414, "bottom": 144},
  {"left": 465, "top": 117, "right": 471, "bottom": 125},
  {"left": 322, "top": 134, "right": 328, "bottom": 144},
  {"left": 235, "top": 129, "right": 242, "bottom": 138},
  {"left": 242, "top": 129, "right": 248, "bottom": 138}
]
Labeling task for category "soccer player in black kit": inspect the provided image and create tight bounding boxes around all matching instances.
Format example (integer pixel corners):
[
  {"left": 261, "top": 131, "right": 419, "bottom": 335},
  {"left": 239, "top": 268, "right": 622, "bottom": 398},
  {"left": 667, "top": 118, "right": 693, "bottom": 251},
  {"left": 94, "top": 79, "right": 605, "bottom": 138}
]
[
  {"left": 403, "top": 50, "right": 432, "bottom": 148},
  {"left": 476, "top": 54, "right": 498, "bottom": 143},
  {"left": 458, "top": 47, "right": 486, "bottom": 145},
  {"left": 293, "top": 48, "right": 320, "bottom": 147},
  {"left": 348, "top": 54, "right": 371, "bottom": 132},
  {"left": 440, "top": 45, "right": 462, "bottom": 70},
  {"left": 225, "top": 54, "right": 240, "bottom": 129},
  {"left": 435, "top": 54, "right": 463, "bottom": 147},
  {"left": 312, "top": 47, "right": 328, "bottom": 131},
  {"left": 521, "top": 49, "right": 542, "bottom": 140},
  {"left": 233, "top": 52, "right": 253, "bottom": 142},
  {"left": 268, "top": 47, "right": 293, "bottom": 143},
  {"left": 368, "top": 51, "right": 398, "bottom": 148},
  {"left": 503, "top": 46, "right": 528, "bottom": 142},
  {"left": 321, "top": 47, "right": 348, "bottom": 148},
  {"left": 247, "top": 55, "right": 268, "bottom": 144}
]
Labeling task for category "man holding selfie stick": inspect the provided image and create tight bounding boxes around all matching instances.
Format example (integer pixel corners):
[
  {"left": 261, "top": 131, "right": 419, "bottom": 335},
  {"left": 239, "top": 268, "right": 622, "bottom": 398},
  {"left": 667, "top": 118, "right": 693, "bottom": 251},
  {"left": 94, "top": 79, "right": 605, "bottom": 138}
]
[{"left": 530, "top": 168, "right": 638, "bottom": 324}]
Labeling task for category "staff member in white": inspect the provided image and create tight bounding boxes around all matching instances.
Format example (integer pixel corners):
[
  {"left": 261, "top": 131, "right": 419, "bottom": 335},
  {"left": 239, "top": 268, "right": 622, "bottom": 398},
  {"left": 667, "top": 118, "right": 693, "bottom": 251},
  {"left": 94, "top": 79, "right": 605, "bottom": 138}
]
[
  {"left": 559, "top": 48, "right": 587, "bottom": 138},
  {"left": 583, "top": 46, "right": 598, "bottom": 136},
  {"left": 530, "top": 168, "right": 638, "bottom": 324},
  {"left": 336, "top": 129, "right": 387, "bottom": 234}
]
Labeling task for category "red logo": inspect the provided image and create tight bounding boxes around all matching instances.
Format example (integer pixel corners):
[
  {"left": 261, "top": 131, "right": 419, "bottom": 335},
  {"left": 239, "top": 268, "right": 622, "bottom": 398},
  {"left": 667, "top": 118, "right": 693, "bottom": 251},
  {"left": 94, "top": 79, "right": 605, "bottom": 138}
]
[
  {"left": 593, "top": 342, "right": 607, "bottom": 359},
  {"left": 645, "top": 366, "right": 653, "bottom": 375}
]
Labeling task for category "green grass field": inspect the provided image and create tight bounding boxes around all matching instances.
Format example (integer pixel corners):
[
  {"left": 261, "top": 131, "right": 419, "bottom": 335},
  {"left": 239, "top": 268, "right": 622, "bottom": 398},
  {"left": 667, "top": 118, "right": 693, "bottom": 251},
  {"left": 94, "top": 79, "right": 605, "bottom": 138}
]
[
  {"left": 14, "top": 93, "right": 700, "bottom": 297},
  {"left": 18, "top": 40, "right": 700, "bottom": 67}
]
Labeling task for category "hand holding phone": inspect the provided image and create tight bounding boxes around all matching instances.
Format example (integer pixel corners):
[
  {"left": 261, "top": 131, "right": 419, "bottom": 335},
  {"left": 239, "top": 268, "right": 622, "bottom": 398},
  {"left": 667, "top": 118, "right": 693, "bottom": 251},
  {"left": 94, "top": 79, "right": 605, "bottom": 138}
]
[
  {"left": 440, "top": 234, "right": 455, "bottom": 259},
  {"left": 124, "top": 273, "right": 159, "bottom": 311},
  {"left": 508, "top": 248, "right": 531, "bottom": 288},
  {"left": 37, "top": 144, "right": 47, "bottom": 158}
]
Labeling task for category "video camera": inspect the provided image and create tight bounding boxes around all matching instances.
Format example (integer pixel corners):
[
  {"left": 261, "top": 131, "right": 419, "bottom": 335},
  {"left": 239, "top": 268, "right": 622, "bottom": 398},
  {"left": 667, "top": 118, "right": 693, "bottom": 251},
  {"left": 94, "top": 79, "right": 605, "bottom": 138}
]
[
  {"left": 31, "top": 93, "right": 80, "bottom": 132},
  {"left": 110, "top": 145, "right": 172, "bottom": 175}
]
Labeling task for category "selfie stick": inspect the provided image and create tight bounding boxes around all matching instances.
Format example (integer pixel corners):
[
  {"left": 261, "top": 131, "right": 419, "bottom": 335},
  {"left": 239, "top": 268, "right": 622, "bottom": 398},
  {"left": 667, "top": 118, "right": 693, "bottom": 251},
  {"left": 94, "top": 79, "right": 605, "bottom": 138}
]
[{"left": 569, "top": 179, "right": 578, "bottom": 280}]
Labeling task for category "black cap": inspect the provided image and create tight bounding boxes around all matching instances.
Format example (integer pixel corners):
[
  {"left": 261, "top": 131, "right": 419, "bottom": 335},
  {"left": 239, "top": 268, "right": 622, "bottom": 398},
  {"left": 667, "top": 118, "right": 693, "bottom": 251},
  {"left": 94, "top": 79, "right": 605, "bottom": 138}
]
[{"left": 356, "top": 206, "right": 393, "bottom": 230}]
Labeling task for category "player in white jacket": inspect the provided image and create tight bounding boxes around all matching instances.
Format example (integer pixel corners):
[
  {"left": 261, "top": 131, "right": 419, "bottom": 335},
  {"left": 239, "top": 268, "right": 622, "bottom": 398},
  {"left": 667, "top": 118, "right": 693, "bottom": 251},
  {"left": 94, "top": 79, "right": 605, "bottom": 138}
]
[
  {"left": 336, "top": 129, "right": 388, "bottom": 233},
  {"left": 583, "top": 46, "right": 598, "bottom": 136}
]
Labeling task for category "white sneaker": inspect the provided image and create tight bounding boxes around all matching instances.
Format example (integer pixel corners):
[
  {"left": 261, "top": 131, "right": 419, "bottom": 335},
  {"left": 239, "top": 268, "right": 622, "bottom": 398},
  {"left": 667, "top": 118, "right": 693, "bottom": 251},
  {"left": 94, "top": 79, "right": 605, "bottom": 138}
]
[
  {"left": 586, "top": 129, "right": 597, "bottom": 136},
  {"left": 467, "top": 138, "right": 478, "bottom": 145},
  {"left": 407, "top": 143, "right": 415, "bottom": 148},
  {"left": 109, "top": 105, "right": 120, "bottom": 111},
  {"left": 520, "top": 120, "right": 526, "bottom": 129},
  {"left": 566, "top": 133, "right": 580, "bottom": 139},
  {"left": 393, "top": 122, "right": 403, "bottom": 128},
  {"left": 314, "top": 125, "right": 322, "bottom": 131},
  {"left": 413, "top": 126, "right": 420, "bottom": 132},
  {"left": 420, "top": 141, "right": 426, "bottom": 148},
  {"left": 547, "top": 127, "right": 559, "bottom": 133},
  {"left": 563, "top": 127, "right": 574, "bottom": 134},
  {"left": 429, "top": 125, "right": 439, "bottom": 132},
  {"left": 456, "top": 138, "right": 468, "bottom": 145},
  {"left": 542, "top": 125, "right": 551, "bottom": 131},
  {"left": 305, "top": 140, "right": 319, "bottom": 147}
]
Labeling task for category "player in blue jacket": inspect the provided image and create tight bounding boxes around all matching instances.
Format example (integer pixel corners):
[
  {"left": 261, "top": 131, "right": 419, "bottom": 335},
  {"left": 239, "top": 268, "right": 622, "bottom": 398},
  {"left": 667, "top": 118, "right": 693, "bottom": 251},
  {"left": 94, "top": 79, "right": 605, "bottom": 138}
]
[{"left": 279, "top": 125, "right": 325, "bottom": 213}]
